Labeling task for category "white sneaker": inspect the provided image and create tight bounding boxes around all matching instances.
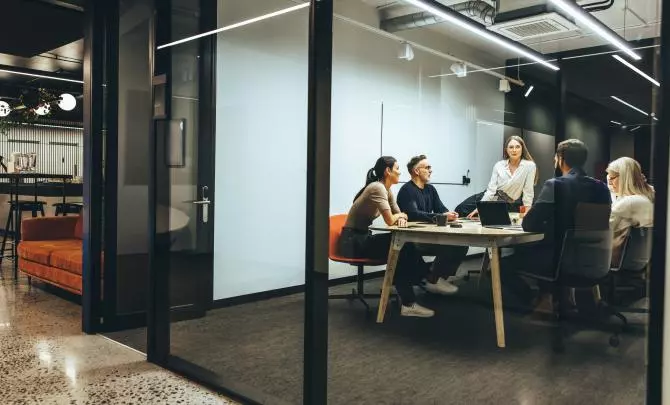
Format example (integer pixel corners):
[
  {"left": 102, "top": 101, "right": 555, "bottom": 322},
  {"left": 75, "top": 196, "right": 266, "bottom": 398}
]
[
  {"left": 400, "top": 303, "right": 435, "bottom": 318},
  {"left": 424, "top": 277, "right": 459, "bottom": 295}
]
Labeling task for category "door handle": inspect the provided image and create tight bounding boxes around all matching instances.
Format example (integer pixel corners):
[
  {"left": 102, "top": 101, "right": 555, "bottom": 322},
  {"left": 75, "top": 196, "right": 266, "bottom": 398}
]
[{"left": 191, "top": 200, "right": 211, "bottom": 205}]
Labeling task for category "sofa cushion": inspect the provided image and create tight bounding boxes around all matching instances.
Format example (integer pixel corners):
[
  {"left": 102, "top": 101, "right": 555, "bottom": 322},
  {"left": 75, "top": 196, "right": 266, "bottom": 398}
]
[
  {"left": 18, "top": 258, "right": 81, "bottom": 295},
  {"left": 17, "top": 240, "right": 81, "bottom": 267},
  {"left": 50, "top": 249, "right": 83, "bottom": 275}
]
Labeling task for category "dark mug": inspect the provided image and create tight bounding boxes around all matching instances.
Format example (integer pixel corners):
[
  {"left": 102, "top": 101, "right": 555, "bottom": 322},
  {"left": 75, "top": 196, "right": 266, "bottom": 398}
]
[{"left": 435, "top": 214, "right": 448, "bottom": 226}]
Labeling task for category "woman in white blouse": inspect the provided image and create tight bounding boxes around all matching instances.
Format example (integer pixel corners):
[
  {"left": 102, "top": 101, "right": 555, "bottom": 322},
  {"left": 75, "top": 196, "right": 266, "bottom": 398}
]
[
  {"left": 467, "top": 136, "right": 538, "bottom": 219},
  {"left": 606, "top": 157, "right": 654, "bottom": 265}
]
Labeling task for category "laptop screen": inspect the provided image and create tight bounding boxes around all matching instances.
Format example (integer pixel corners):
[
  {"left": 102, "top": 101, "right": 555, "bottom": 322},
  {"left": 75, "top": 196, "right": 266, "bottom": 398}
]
[{"left": 476, "top": 201, "right": 512, "bottom": 226}]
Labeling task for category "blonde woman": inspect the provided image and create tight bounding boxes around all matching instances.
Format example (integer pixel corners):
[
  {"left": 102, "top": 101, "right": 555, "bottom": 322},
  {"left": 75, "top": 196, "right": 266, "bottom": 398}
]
[
  {"left": 606, "top": 157, "right": 654, "bottom": 265},
  {"left": 465, "top": 136, "right": 538, "bottom": 219}
]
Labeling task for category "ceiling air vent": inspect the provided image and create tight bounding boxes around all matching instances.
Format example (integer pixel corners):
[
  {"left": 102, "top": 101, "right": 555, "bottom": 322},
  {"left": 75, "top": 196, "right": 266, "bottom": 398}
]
[{"left": 487, "top": 12, "right": 579, "bottom": 41}]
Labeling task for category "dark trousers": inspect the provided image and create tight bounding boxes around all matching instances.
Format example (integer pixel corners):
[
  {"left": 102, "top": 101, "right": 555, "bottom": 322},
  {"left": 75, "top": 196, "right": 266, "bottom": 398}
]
[
  {"left": 502, "top": 243, "right": 601, "bottom": 313},
  {"left": 339, "top": 229, "right": 428, "bottom": 305},
  {"left": 417, "top": 244, "right": 469, "bottom": 281},
  {"left": 499, "top": 244, "right": 555, "bottom": 305}
]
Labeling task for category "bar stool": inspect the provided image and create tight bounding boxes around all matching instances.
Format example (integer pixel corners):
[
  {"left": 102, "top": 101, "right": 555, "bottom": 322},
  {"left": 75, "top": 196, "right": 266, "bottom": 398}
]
[
  {"left": 0, "top": 200, "right": 47, "bottom": 268},
  {"left": 53, "top": 202, "right": 83, "bottom": 216}
]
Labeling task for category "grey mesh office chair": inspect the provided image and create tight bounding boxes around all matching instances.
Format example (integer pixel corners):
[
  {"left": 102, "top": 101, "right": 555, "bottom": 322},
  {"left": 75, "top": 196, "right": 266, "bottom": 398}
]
[
  {"left": 518, "top": 228, "right": 626, "bottom": 351},
  {"left": 609, "top": 227, "right": 653, "bottom": 316}
]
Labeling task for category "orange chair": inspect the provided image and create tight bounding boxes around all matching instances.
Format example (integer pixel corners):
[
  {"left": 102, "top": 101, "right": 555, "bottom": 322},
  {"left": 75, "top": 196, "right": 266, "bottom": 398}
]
[{"left": 329, "top": 214, "right": 387, "bottom": 312}]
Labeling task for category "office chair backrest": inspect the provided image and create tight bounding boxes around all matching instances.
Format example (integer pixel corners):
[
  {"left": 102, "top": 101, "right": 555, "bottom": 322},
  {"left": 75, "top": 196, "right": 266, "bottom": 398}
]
[
  {"left": 558, "top": 228, "right": 613, "bottom": 280},
  {"left": 329, "top": 214, "right": 348, "bottom": 259},
  {"left": 620, "top": 226, "right": 653, "bottom": 272},
  {"left": 574, "top": 202, "right": 611, "bottom": 230}
]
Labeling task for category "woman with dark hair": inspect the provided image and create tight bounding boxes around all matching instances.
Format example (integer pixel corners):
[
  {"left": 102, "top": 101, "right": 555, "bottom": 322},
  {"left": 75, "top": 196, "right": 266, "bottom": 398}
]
[
  {"left": 339, "top": 156, "right": 434, "bottom": 318},
  {"left": 457, "top": 135, "right": 538, "bottom": 218}
]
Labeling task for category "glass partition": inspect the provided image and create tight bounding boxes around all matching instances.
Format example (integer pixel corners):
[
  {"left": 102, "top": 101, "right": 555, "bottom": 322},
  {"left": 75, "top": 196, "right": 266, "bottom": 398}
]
[
  {"left": 328, "top": 1, "right": 660, "bottom": 403},
  {"left": 163, "top": 1, "right": 309, "bottom": 403}
]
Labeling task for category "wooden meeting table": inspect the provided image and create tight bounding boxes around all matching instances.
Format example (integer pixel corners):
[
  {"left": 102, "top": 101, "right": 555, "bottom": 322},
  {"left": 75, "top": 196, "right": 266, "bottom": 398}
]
[{"left": 370, "top": 220, "right": 544, "bottom": 348}]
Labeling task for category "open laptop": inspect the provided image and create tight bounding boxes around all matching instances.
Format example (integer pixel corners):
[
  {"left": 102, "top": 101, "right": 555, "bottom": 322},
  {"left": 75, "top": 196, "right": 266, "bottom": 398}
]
[{"left": 476, "top": 201, "right": 523, "bottom": 230}]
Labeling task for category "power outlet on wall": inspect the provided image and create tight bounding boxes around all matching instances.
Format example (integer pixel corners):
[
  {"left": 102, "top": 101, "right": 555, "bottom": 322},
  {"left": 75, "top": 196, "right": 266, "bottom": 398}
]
[{"left": 462, "top": 170, "right": 471, "bottom": 186}]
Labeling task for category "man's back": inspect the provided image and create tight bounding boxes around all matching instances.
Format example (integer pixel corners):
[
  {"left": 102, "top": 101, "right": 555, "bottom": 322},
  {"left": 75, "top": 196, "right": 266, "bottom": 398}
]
[{"left": 523, "top": 168, "right": 611, "bottom": 243}]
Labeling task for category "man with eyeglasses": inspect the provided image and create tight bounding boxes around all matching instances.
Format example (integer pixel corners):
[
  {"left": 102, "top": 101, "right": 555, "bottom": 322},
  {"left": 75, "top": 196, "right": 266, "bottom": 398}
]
[{"left": 397, "top": 154, "right": 468, "bottom": 295}]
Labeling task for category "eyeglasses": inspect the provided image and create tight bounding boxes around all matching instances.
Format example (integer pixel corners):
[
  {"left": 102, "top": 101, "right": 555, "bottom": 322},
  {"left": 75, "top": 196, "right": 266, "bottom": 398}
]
[{"left": 418, "top": 165, "right": 432, "bottom": 171}]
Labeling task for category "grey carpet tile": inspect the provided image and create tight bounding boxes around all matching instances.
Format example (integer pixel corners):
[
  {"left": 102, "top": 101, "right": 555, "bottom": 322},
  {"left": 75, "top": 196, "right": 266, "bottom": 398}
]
[{"left": 105, "top": 259, "right": 648, "bottom": 405}]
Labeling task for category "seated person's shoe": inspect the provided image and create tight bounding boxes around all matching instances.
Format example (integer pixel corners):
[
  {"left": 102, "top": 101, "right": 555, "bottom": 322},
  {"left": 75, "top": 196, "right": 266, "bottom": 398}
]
[
  {"left": 424, "top": 277, "right": 459, "bottom": 295},
  {"left": 400, "top": 303, "right": 435, "bottom": 318}
]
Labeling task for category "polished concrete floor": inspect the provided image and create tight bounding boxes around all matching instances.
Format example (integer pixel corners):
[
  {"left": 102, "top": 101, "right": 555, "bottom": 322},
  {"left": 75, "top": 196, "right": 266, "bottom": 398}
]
[{"left": 0, "top": 265, "right": 237, "bottom": 405}]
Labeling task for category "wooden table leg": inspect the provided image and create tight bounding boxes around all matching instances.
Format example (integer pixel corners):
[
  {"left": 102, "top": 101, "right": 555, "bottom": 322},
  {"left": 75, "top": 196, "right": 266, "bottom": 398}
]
[
  {"left": 376, "top": 233, "right": 403, "bottom": 323},
  {"left": 477, "top": 249, "right": 491, "bottom": 289},
  {"left": 489, "top": 246, "right": 506, "bottom": 348}
]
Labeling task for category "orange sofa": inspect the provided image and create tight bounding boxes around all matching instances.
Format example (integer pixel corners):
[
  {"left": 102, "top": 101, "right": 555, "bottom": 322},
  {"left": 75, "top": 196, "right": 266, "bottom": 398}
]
[{"left": 17, "top": 215, "right": 84, "bottom": 295}]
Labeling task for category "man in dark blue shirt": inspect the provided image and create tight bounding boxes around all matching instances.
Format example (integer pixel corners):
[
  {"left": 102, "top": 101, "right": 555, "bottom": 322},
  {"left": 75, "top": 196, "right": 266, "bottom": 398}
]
[
  {"left": 397, "top": 155, "right": 468, "bottom": 295},
  {"left": 502, "top": 139, "right": 612, "bottom": 305}
]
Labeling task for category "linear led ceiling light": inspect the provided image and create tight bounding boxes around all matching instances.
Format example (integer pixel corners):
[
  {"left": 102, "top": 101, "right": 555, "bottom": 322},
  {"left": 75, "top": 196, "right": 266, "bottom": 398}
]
[
  {"left": 630, "top": 126, "right": 641, "bottom": 132},
  {"left": 548, "top": 0, "right": 642, "bottom": 60},
  {"left": 612, "top": 55, "right": 660, "bottom": 87},
  {"left": 610, "top": 120, "right": 621, "bottom": 125},
  {"left": 524, "top": 86, "right": 534, "bottom": 98},
  {"left": 611, "top": 96, "right": 649, "bottom": 116},
  {"left": 0, "top": 69, "right": 83, "bottom": 84},
  {"left": 157, "top": 3, "right": 309, "bottom": 50},
  {"left": 401, "top": 0, "right": 559, "bottom": 71}
]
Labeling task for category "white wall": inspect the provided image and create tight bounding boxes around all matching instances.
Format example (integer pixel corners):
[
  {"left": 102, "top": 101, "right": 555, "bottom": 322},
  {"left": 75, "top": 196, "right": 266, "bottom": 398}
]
[{"left": 213, "top": 0, "right": 506, "bottom": 299}]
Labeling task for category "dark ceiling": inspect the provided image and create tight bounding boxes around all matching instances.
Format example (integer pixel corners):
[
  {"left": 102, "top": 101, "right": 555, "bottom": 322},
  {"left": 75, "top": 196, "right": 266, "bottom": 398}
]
[
  {"left": 0, "top": 0, "right": 83, "bottom": 58},
  {"left": 0, "top": 0, "right": 84, "bottom": 121},
  {"left": 512, "top": 40, "right": 659, "bottom": 128}
]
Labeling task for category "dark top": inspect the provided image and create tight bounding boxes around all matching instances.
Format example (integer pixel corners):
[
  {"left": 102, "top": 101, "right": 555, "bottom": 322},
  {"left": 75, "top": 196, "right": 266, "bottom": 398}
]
[
  {"left": 522, "top": 168, "right": 611, "bottom": 245},
  {"left": 397, "top": 181, "right": 448, "bottom": 222}
]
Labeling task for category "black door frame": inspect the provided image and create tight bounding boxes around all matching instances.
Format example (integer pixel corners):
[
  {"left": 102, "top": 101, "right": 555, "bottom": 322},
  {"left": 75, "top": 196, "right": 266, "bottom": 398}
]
[
  {"left": 82, "top": 0, "right": 112, "bottom": 334},
  {"left": 147, "top": 0, "right": 223, "bottom": 376}
]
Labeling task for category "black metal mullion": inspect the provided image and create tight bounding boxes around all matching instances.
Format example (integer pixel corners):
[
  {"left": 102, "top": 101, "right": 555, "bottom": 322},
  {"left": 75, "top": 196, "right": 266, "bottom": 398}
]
[
  {"left": 82, "top": 0, "right": 106, "bottom": 334},
  {"left": 303, "top": 1, "right": 333, "bottom": 404},
  {"left": 147, "top": 0, "right": 172, "bottom": 365},
  {"left": 102, "top": 0, "right": 120, "bottom": 330},
  {"left": 646, "top": 5, "right": 670, "bottom": 404},
  {"left": 198, "top": 0, "right": 216, "bottom": 307}
]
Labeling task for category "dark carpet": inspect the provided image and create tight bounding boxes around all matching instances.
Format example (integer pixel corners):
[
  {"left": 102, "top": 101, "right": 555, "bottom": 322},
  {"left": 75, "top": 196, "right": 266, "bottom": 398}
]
[{"left": 105, "top": 259, "right": 648, "bottom": 405}]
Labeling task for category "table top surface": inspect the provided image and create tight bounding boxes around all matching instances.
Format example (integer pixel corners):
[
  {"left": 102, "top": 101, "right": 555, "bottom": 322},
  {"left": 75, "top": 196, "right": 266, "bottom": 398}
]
[{"left": 370, "top": 220, "right": 543, "bottom": 238}]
